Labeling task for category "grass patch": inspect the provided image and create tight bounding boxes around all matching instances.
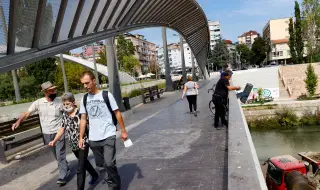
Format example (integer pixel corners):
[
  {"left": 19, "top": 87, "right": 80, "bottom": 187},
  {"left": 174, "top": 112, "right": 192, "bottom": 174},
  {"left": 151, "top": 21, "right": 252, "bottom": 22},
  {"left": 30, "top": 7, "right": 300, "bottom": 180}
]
[{"left": 242, "top": 104, "right": 277, "bottom": 110}]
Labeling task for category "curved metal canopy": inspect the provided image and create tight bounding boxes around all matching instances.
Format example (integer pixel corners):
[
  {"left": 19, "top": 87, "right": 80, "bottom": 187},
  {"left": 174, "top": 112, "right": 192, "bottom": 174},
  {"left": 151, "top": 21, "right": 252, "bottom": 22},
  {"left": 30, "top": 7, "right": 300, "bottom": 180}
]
[{"left": 0, "top": 0, "right": 210, "bottom": 76}]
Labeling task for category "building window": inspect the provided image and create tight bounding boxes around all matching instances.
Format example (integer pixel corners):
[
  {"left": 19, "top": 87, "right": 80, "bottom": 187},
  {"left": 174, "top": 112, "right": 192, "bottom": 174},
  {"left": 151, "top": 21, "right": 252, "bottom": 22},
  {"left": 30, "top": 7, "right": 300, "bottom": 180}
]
[
  {"left": 287, "top": 50, "right": 290, "bottom": 56},
  {"left": 279, "top": 51, "right": 283, "bottom": 56}
]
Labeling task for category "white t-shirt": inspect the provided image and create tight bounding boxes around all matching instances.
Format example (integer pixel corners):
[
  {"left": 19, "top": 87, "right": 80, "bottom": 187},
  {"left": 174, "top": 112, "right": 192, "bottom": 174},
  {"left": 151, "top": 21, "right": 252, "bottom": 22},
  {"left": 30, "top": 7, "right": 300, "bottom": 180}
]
[
  {"left": 79, "top": 91, "right": 119, "bottom": 141},
  {"left": 184, "top": 81, "right": 198, "bottom": 96}
]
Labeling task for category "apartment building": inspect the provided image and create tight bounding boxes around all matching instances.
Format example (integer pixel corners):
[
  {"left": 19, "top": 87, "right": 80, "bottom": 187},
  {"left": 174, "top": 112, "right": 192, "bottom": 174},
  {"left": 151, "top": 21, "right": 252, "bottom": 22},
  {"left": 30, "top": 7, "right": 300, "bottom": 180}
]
[
  {"left": 238, "top": 30, "right": 259, "bottom": 48},
  {"left": 208, "top": 20, "right": 221, "bottom": 50},
  {"left": 121, "top": 33, "right": 157, "bottom": 72},
  {"left": 81, "top": 41, "right": 105, "bottom": 60},
  {"left": 263, "top": 18, "right": 291, "bottom": 65}
]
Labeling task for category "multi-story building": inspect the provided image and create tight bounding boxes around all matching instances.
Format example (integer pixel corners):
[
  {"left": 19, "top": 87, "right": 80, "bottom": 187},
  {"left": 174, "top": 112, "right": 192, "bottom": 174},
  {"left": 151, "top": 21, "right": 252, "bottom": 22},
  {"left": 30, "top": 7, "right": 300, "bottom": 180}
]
[
  {"left": 208, "top": 20, "right": 221, "bottom": 50},
  {"left": 81, "top": 41, "right": 105, "bottom": 60},
  {"left": 263, "top": 18, "right": 292, "bottom": 65},
  {"left": 157, "top": 42, "right": 197, "bottom": 70},
  {"left": 238, "top": 30, "right": 259, "bottom": 48},
  {"left": 121, "top": 33, "right": 157, "bottom": 72}
]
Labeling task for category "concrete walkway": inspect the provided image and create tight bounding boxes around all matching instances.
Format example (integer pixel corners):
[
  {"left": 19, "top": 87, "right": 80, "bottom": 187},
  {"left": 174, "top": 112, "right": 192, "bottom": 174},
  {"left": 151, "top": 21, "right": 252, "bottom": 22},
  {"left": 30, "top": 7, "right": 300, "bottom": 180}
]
[{"left": 0, "top": 78, "right": 227, "bottom": 190}]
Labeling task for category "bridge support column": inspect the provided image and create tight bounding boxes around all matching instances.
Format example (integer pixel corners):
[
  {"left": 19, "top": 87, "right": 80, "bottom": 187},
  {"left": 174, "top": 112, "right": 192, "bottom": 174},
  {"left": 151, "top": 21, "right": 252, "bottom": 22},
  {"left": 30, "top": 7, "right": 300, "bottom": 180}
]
[
  {"left": 59, "top": 54, "right": 69, "bottom": 93},
  {"left": 200, "top": 64, "right": 209, "bottom": 80},
  {"left": 179, "top": 35, "right": 186, "bottom": 83},
  {"left": 105, "top": 38, "right": 125, "bottom": 112},
  {"left": 191, "top": 52, "right": 196, "bottom": 81},
  {"left": 162, "top": 27, "right": 173, "bottom": 91}
]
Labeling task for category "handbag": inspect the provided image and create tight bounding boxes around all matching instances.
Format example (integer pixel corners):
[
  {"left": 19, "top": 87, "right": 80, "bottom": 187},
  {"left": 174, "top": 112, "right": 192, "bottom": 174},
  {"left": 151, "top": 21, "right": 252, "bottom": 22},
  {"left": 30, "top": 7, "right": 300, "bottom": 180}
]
[{"left": 194, "top": 82, "right": 199, "bottom": 95}]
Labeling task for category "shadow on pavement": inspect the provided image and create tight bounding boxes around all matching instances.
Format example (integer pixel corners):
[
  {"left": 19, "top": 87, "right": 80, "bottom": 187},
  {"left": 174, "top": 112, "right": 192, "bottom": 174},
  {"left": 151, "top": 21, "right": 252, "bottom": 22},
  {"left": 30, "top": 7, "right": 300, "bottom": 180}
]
[{"left": 119, "top": 163, "right": 144, "bottom": 190}]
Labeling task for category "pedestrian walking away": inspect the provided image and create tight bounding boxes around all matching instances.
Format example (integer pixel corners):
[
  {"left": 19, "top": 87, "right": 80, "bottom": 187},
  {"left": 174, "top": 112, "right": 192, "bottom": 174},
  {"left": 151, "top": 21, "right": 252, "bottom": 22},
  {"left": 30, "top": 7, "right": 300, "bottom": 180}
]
[
  {"left": 181, "top": 76, "right": 199, "bottom": 116},
  {"left": 49, "top": 92, "right": 99, "bottom": 190},
  {"left": 213, "top": 71, "right": 240, "bottom": 128},
  {"left": 79, "top": 71, "right": 129, "bottom": 190},
  {"left": 11, "top": 81, "right": 69, "bottom": 185}
]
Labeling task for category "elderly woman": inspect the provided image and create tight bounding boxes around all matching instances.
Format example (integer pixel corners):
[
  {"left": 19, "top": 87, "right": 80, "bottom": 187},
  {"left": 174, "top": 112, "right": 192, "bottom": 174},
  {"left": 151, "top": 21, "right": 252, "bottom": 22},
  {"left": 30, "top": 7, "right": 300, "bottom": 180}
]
[
  {"left": 181, "top": 76, "right": 199, "bottom": 116},
  {"left": 49, "top": 92, "right": 98, "bottom": 190}
]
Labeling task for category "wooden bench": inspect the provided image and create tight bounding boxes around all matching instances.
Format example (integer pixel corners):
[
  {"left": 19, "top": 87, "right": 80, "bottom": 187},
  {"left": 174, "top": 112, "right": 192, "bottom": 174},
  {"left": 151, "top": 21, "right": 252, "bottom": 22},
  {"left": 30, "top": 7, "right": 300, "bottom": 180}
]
[
  {"left": 141, "top": 85, "right": 162, "bottom": 104},
  {"left": 0, "top": 114, "right": 43, "bottom": 163}
]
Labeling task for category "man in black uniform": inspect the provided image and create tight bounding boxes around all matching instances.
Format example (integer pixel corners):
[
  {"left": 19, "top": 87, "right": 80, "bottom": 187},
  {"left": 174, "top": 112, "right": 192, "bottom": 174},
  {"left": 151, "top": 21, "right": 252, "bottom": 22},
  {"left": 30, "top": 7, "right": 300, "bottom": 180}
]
[{"left": 213, "top": 71, "right": 241, "bottom": 128}]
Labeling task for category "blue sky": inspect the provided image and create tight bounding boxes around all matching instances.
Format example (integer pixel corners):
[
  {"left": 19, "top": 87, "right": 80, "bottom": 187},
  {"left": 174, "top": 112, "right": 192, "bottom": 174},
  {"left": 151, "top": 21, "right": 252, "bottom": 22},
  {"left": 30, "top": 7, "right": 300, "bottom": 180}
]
[{"left": 71, "top": 0, "right": 299, "bottom": 53}]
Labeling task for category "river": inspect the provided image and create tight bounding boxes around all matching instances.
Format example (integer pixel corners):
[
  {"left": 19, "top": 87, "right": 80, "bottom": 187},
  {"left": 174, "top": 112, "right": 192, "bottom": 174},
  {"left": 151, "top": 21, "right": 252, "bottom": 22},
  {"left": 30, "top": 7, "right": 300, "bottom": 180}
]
[{"left": 251, "top": 126, "right": 320, "bottom": 162}]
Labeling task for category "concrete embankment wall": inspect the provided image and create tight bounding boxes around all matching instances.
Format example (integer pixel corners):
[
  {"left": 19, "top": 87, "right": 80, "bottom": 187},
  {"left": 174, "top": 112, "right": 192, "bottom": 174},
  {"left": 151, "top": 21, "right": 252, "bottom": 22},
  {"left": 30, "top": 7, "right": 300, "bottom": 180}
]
[{"left": 243, "top": 101, "right": 320, "bottom": 121}]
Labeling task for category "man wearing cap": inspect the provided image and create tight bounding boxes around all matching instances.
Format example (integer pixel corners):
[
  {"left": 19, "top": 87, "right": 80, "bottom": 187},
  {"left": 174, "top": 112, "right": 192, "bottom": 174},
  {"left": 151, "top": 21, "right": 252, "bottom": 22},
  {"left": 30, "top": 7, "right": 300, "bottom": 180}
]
[
  {"left": 12, "top": 81, "right": 69, "bottom": 185},
  {"left": 213, "top": 71, "right": 240, "bottom": 128}
]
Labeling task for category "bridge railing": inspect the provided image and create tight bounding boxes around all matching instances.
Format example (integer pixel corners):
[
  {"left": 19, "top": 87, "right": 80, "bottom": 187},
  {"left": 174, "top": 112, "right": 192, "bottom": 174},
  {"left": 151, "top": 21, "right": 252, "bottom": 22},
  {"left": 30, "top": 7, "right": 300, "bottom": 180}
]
[{"left": 228, "top": 91, "right": 268, "bottom": 190}]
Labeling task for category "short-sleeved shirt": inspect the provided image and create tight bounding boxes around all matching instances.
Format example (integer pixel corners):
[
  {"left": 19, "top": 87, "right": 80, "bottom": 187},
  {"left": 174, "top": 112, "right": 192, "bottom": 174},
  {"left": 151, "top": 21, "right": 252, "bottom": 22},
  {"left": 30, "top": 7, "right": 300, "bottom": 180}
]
[
  {"left": 79, "top": 91, "right": 118, "bottom": 141},
  {"left": 214, "top": 78, "right": 230, "bottom": 99},
  {"left": 184, "top": 81, "right": 198, "bottom": 96},
  {"left": 28, "top": 97, "right": 63, "bottom": 134},
  {"left": 61, "top": 109, "right": 87, "bottom": 151}
]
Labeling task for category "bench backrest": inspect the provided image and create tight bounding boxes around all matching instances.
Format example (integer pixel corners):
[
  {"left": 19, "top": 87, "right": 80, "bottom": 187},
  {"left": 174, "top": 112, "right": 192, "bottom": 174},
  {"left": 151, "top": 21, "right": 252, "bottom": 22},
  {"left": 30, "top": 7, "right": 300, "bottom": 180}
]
[{"left": 0, "top": 115, "right": 40, "bottom": 139}]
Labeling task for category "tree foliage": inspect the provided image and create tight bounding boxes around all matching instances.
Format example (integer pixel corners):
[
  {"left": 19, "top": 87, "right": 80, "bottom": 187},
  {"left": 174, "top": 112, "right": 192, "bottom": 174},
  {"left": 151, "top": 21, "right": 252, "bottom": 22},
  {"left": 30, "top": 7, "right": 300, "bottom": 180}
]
[
  {"left": 251, "top": 37, "right": 267, "bottom": 66},
  {"left": 304, "top": 63, "right": 318, "bottom": 96},
  {"left": 96, "top": 45, "right": 107, "bottom": 65},
  {"left": 209, "top": 39, "right": 230, "bottom": 69},
  {"left": 122, "top": 55, "right": 140, "bottom": 74},
  {"left": 25, "top": 58, "right": 57, "bottom": 84},
  {"left": 289, "top": 17, "right": 298, "bottom": 64},
  {"left": 302, "top": 0, "right": 320, "bottom": 63},
  {"left": 236, "top": 44, "right": 252, "bottom": 65},
  {"left": 116, "top": 35, "right": 135, "bottom": 70},
  {"left": 55, "top": 61, "right": 88, "bottom": 91},
  {"left": 295, "top": 1, "right": 304, "bottom": 64}
]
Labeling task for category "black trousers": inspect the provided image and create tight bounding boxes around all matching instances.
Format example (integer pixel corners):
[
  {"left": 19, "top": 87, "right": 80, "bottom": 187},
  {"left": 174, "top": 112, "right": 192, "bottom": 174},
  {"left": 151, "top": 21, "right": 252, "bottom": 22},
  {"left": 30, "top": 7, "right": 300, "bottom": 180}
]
[
  {"left": 73, "top": 143, "right": 98, "bottom": 190},
  {"left": 186, "top": 95, "right": 197, "bottom": 112},
  {"left": 89, "top": 136, "right": 121, "bottom": 190},
  {"left": 214, "top": 96, "right": 228, "bottom": 127}
]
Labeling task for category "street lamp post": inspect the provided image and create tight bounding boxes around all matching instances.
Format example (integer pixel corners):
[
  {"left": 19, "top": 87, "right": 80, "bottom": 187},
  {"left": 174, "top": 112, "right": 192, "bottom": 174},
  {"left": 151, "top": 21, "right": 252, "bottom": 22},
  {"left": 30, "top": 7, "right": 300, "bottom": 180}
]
[{"left": 173, "top": 34, "right": 186, "bottom": 82}]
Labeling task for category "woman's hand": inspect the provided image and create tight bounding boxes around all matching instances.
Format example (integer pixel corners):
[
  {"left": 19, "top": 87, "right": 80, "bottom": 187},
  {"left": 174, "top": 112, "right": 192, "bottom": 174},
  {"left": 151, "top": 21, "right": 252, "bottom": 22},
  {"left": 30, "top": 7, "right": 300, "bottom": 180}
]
[{"left": 48, "top": 141, "right": 55, "bottom": 147}]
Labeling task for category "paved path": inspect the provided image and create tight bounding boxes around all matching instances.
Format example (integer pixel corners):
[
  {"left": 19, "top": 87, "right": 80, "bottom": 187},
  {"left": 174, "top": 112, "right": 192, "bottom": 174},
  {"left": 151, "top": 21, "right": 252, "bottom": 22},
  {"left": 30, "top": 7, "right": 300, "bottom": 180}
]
[{"left": 0, "top": 78, "right": 227, "bottom": 190}]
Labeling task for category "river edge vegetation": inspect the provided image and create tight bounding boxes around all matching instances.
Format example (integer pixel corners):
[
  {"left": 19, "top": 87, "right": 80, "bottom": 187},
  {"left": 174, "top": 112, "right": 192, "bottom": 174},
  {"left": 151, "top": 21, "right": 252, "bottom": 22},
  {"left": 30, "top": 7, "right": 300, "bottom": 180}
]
[{"left": 248, "top": 108, "right": 320, "bottom": 130}]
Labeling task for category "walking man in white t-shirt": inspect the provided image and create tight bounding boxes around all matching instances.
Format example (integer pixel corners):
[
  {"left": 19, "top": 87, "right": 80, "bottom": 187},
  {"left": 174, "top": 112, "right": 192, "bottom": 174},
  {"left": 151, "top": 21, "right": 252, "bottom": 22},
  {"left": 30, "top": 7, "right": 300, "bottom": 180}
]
[{"left": 78, "top": 71, "right": 128, "bottom": 190}]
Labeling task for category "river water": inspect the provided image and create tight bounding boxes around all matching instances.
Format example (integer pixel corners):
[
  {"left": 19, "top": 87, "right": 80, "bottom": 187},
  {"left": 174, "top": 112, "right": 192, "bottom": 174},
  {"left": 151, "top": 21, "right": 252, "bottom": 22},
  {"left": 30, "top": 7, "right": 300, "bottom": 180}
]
[{"left": 250, "top": 126, "right": 320, "bottom": 162}]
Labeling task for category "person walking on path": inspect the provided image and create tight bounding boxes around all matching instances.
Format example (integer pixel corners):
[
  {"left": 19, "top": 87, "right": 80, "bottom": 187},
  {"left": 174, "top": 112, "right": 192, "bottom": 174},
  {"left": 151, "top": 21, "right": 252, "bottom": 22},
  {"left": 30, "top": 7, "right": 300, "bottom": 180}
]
[
  {"left": 181, "top": 76, "right": 199, "bottom": 116},
  {"left": 49, "top": 92, "right": 99, "bottom": 190},
  {"left": 11, "top": 81, "right": 69, "bottom": 185},
  {"left": 78, "top": 71, "right": 128, "bottom": 190},
  {"left": 213, "top": 71, "right": 240, "bottom": 128}
]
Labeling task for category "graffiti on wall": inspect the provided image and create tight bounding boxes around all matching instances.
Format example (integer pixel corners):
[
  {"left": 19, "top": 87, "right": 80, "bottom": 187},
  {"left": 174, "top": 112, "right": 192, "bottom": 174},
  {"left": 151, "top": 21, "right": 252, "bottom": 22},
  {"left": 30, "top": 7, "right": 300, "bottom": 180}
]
[{"left": 249, "top": 88, "right": 280, "bottom": 99}]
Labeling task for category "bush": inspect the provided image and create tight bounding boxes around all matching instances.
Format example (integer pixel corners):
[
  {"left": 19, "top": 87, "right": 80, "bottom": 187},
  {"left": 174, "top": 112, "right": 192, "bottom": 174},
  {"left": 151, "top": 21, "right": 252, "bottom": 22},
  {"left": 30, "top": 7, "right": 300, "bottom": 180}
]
[
  {"left": 300, "top": 110, "right": 318, "bottom": 126},
  {"left": 128, "top": 89, "right": 142, "bottom": 98},
  {"left": 248, "top": 117, "right": 281, "bottom": 129},
  {"left": 275, "top": 108, "right": 300, "bottom": 128},
  {"left": 304, "top": 63, "right": 318, "bottom": 97},
  {"left": 157, "top": 82, "right": 165, "bottom": 89}
]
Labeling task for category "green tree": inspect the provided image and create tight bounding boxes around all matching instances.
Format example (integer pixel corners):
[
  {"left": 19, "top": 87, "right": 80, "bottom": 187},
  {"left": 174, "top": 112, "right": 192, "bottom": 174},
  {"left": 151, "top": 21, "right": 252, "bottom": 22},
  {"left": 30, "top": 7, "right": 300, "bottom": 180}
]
[
  {"left": 25, "top": 57, "right": 57, "bottom": 85},
  {"left": 251, "top": 37, "right": 267, "bottom": 66},
  {"left": 302, "top": 0, "right": 320, "bottom": 62},
  {"left": 295, "top": 1, "right": 304, "bottom": 64},
  {"left": 96, "top": 45, "right": 107, "bottom": 65},
  {"left": 116, "top": 35, "right": 135, "bottom": 69},
  {"left": 236, "top": 44, "right": 252, "bottom": 66},
  {"left": 0, "top": 73, "right": 14, "bottom": 100},
  {"left": 122, "top": 55, "right": 140, "bottom": 74},
  {"left": 289, "top": 17, "right": 298, "bottom": 64},
  {"left": 304, "top": 63, "right": 318, "bottom": 96},
  {"left": 210, "top": 39, "right": 230, "bottom": 69},
  {"left": 55, "top": 61, "right": 88, "bottom": 91}
]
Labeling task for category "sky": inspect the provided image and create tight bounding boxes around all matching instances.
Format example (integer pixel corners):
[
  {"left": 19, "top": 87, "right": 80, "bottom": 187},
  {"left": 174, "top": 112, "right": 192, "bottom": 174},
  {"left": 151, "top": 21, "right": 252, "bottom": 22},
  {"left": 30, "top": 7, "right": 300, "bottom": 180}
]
[{"left": 71, "top": 0, "right": 300, "bottom": 53}]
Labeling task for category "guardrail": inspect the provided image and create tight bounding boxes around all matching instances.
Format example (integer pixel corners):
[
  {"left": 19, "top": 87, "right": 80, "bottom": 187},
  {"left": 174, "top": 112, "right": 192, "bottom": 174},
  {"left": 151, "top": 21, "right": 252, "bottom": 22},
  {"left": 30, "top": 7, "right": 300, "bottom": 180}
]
[
  {"left": 0, "top": 114, "right": 43, "bottom": 163},
  {"left": 228, "top": 91, "right": 267, "bottom": 190}
]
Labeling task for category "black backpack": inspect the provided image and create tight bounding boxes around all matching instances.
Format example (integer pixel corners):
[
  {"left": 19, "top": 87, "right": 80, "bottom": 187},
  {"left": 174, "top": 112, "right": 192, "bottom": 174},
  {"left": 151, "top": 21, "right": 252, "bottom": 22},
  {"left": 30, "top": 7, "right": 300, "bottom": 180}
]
[{"left": 83, "top": 91, "right": 118, "bottom": 127}]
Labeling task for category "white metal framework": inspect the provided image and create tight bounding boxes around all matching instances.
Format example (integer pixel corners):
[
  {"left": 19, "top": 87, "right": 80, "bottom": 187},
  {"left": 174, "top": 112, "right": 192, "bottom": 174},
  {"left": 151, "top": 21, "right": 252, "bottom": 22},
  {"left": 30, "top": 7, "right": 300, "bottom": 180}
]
[{"left": 0, "top": 0, "right": 209, "bottom": 75}]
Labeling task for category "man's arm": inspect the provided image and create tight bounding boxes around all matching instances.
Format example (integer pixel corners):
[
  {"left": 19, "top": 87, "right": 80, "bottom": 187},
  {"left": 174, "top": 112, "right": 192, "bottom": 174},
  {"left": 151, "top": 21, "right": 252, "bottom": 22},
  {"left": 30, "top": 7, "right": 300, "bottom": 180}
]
[
  {"left": 78, "top": 114, "right": 87, "bottom": 149},
  {"left": 114, "top": 109, "right": 128, "bottom": 140},
  {"left": 226, "top": 85, "right": 241, "bottom": 91},
  {"left": 12, "top": 111, "right": 32, "bottom": 131}
]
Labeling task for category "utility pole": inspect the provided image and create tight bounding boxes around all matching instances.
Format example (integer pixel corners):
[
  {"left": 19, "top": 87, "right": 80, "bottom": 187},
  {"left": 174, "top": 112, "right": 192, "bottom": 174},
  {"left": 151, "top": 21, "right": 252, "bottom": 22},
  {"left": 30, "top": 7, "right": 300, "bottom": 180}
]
[{"left": 162, "top": 27, "right": 173, "bottom": 91}]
